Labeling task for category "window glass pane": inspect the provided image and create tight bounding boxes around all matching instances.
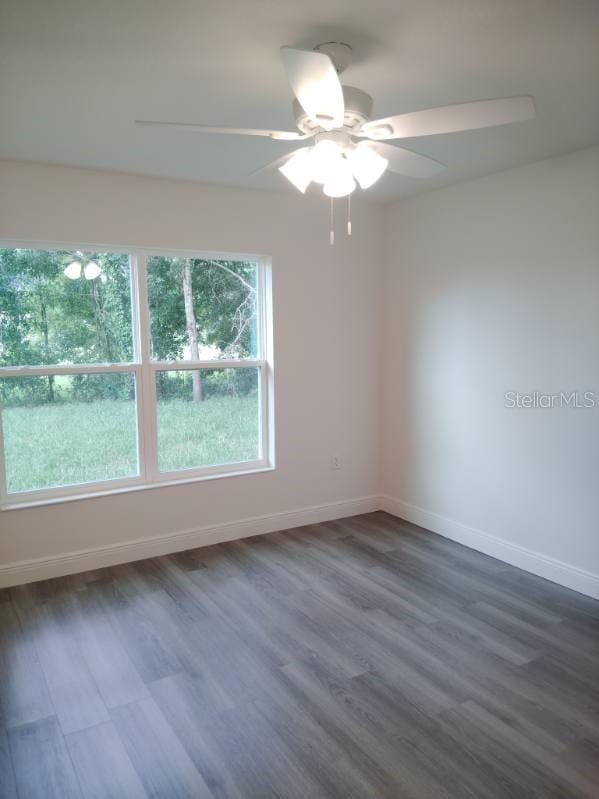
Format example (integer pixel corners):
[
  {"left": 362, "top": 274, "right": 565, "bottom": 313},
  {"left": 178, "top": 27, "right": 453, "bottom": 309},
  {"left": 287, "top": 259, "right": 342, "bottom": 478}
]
[
  {"left": 0, "top": 248, "right": 133, "bottom": 366},
  {"left": 0, "top": 373, "right": 138, "bottom": 493},
  {"left": 156, "top": 367, "right": 260, "bottom": 472},
  {"left": 147, "top": 257, "right": 258, "bottom": 361}
]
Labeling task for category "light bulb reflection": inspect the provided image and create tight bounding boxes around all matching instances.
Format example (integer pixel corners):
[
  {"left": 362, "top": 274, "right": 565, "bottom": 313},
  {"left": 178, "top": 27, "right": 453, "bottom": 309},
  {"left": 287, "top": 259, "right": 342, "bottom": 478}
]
[
  {"left": 64, "top": 261, "right": 82, "bottom": 280},
  {"left": 84, "top": 261, "right": 102, "bottom": 280}
]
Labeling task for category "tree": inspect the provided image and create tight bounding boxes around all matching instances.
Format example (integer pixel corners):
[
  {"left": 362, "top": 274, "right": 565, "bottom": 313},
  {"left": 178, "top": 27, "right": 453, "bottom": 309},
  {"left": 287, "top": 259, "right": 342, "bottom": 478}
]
[
  {"left": 179, "top": 259, "right": 203, "bottom": 401},
  {"left": 147, "top": 256, "right": 257, "bottom": 403},
  {"left": 0, "top": 249, "right": 132, "bottom": 405},
  {"left": 0, "top": 249, "right": 62, "bottom": 402},
  {"left": 0, "top": 248, "right": 258, "bottom": 407}
]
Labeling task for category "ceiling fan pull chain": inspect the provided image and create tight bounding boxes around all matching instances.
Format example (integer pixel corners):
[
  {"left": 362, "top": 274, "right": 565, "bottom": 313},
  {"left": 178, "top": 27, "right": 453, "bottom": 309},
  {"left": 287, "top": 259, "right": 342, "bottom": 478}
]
[
  {"left": 330, "top": 197, "right": 335, "bottom": 245},
  {"left": 347, "top": 193, "right": 352, "bottom": 236}
]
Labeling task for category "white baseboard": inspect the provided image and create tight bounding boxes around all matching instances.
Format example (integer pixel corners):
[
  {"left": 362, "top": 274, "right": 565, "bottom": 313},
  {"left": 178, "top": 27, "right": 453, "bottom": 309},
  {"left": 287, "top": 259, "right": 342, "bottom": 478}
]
[
  {"left": 381, "top": 495, "right": 599, "bottom": 601},
  {"left": 0, "top": 495, "right": 379, "bottom": 588},
  {"left": 3, "top": 492, "right": 598, "bottom": 600}
]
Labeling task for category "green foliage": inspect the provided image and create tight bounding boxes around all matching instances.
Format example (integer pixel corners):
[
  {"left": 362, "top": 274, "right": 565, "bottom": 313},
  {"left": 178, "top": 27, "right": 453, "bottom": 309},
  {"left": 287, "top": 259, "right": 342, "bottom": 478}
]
[
  {"left": 0, "top": 249, "right": 258, "bottom": 406},
  {"left": 0, "top": 376, "right": 49, "bottom": 407},
  {"left": 0, "top": 249, "right": 132, "bottom": 369},
  {"left": 203, "top": 367, "right": 257, "bottom": 399},
  {"left": 69, "top": 373, "right": 134, "bottom": 403},
  {"left": 147, "top": 256, "right": 257, "bottom": 359},
  {"left": 155, "top": 367, "right": 257, "bottom": 402}
]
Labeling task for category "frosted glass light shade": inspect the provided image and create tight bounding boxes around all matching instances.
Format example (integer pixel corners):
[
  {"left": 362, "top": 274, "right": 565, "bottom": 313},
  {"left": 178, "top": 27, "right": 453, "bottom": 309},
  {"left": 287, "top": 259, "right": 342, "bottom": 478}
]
[
  {"left": 323, "top": 156, "right": 356, "bottom": 198},
  {"left": 84, "top": 261, "right": 102, "bottom": 280},
  {"left": 278, "top": 148, "right": 312, "bottom": 193},
  {"left": 64, "top": 261, "right": 82, "bottom": 279},
  {"left": 278, "top": 139, "right": 383, "bottom": 198},
  {"left": 308, "top": 139, "right": 340, "bottom": 184},
  {"left": 347, "top": 144, "right": 388, "bottom": 189}
]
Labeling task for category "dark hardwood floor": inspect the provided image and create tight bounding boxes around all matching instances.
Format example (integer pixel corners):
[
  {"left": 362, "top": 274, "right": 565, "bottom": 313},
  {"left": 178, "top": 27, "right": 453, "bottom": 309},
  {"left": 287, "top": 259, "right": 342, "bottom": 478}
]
[{"left": 1, "top": 511, "right": 598, "bottom": 798}]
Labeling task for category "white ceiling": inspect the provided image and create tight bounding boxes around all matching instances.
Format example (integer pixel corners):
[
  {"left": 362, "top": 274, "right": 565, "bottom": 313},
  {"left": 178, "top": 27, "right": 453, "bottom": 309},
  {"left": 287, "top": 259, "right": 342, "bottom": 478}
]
[{"left": 1, "top": 0, "right": 598, "bottom": 202}]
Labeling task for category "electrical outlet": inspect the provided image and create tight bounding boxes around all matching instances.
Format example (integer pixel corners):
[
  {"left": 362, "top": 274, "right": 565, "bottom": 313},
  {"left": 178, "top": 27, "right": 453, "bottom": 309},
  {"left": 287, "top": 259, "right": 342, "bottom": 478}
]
[{"left": 331, "top": 456, "right": 341, "bottom": 470}]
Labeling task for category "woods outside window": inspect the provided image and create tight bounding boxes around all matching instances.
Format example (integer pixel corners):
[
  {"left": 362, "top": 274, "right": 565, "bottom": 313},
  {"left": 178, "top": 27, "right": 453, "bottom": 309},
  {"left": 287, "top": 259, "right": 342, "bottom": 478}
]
[{"left": 0, "top": 244, "right": 273, "bottom": 508}]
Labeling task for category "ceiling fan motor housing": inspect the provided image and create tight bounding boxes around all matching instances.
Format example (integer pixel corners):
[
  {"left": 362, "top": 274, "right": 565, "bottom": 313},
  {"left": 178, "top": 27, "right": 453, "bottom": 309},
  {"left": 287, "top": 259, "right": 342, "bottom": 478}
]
[
  {"left": 314, "top": 42, "right": 353, "bottom": 74},
  {"left": 293, "top": 86, "right": 373, "bottom": 134}
]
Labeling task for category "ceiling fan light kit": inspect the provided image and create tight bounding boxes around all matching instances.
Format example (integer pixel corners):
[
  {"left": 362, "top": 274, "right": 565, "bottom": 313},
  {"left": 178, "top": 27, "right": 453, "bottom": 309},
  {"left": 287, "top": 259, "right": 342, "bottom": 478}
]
[
  {"left": 136, "top": 40, "right": 535, "bottom": 242},
  {"left": 277, "top": 132, "right": 389, "bottom": 198}
]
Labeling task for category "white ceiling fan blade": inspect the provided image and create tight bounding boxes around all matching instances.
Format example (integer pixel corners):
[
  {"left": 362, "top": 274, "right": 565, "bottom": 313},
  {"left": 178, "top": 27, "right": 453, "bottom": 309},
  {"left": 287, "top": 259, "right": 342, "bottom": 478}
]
[
  {"left": 135, "top": 120, "right": 310, "bottom": 141},
  {"left": 280, "top": 47, "right": 344, "bottom": 130},
  {"left": 249, "top": 147, "right": 310, "bottom": 176},
  {"left": 368, "top": 142, "right": 445, "bottom": 178},
  {"left": 361, "top": 97, "right": 536, "bottom": 140}
]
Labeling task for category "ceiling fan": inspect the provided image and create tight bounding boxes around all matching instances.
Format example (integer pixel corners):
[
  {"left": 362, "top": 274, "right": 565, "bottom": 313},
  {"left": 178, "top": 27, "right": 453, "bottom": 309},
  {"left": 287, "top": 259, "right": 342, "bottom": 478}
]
[{"left": 136, "top": 41, "right": 535, "bottom": 199}]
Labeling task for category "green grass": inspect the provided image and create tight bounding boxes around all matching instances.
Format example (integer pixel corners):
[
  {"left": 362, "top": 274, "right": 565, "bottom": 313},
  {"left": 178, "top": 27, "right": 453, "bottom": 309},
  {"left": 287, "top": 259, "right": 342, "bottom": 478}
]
[
  {"left": 3, "top": 396, "right": 259, "bottom": 494},
  {"left": 157, "top": 396, "right": 259, "bottom": 473}
]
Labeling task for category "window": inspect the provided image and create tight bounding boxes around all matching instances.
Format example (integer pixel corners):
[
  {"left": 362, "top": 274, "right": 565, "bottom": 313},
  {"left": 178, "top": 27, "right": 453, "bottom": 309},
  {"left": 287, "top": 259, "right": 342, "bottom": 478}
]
[{"left": 0, "top": 245, "right": 273, "bottom": 507}]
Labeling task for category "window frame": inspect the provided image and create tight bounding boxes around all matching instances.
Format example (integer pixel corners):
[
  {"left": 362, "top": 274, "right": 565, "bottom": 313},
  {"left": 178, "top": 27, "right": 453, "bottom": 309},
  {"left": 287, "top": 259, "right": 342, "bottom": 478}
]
[{"left": 0, "top": 240, "right": 274, "bottom": 510}]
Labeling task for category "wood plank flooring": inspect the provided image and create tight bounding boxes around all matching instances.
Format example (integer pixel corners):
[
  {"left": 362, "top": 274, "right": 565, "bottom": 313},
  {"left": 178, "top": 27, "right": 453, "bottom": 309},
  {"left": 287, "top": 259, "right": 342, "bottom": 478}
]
[{"left": 1, "top": 511, "right": 598, "bottom": 798}]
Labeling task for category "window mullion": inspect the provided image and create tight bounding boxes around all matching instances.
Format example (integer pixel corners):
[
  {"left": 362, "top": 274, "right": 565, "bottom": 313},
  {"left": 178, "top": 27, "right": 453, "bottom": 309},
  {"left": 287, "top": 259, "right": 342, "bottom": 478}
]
[
  {"left": 131, "top": 253, "right": 159, "bottom": 482},
  {"left": 151, "top": 359, "right": 265, "bottom": 372},
  {"left": 259, "top": 257, "right": 273, "bottom": 465},
  {"left": 0, "top": 363, "right": 138, "bottom": 378},
  {"left": 0, "top": 403, "right": 7, "bottom": 505},
  {"left": 257, "top": 257, "right": 266, "bottom": 361}
]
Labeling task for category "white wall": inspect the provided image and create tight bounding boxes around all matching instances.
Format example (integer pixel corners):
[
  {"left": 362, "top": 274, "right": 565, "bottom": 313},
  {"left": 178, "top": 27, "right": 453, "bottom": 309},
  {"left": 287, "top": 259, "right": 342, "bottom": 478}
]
[
  {"left": 2, "top": 147, "right": 598, "bottom": 597},
  {"left": 382, "top": 145, "right": 599, "bottom": 593},
  {"left": 0, "top": 160, "right": 382, "bottom": 575}
]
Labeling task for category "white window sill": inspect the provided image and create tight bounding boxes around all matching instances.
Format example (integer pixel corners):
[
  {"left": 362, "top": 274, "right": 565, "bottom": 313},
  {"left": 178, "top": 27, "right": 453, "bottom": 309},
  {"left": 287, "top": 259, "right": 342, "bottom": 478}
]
[{"left": 0, "top": 463, "right": 275, "bottom": 511}]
